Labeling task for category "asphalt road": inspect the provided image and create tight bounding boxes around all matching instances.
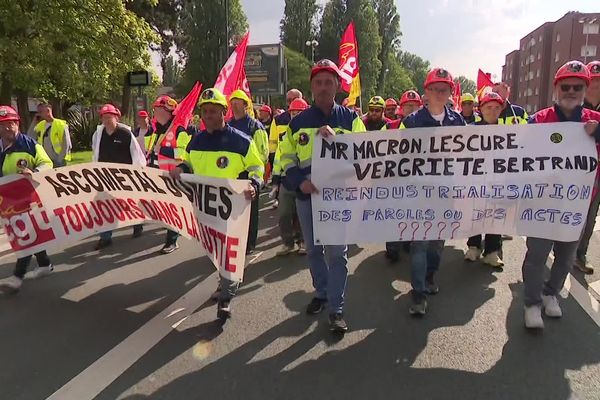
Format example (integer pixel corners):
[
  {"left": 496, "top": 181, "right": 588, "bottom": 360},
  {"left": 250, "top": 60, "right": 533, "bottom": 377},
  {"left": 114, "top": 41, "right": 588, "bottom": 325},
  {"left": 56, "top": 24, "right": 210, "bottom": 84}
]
[{"left": 1, "top": 194, "right": 599, "bottom": 400}]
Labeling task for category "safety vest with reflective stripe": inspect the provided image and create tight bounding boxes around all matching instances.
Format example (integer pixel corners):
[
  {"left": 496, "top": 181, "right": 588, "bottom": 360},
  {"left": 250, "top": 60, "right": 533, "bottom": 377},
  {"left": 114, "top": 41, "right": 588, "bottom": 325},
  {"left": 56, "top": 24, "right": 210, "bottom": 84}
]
[
  {"left": 280, "top": 103, "right": 366, "bottom": 199},
  {"left": 151, "top": 121, "right": 192, "bottom": 171},
  {"left": 228, "top": 115, "right": 269, "bottom": 164},
  {"left": 0, "top": 133, "right": 52, "bottom": 177},
  {"left": 269, "top": 112, "right": 291, "bottom": 153},
  {"left": 179, "top": 125, "right": 264, "bottom": 188},
  {"left": 34, "top": 118, "right": 71, "bottom": 161}
]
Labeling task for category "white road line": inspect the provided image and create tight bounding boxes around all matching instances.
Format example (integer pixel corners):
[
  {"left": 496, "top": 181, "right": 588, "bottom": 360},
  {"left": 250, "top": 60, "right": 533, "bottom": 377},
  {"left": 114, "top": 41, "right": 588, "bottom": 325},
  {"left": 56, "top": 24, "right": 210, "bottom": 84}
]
[
  {"left": 46, "top": 275, "right": 217, "bottom": 400},
  {"left": 547, "top": 254, "right": 600, "bottom": 328},
  {"left": 594, "top": 216, "right": 600, "bottom": 232}
]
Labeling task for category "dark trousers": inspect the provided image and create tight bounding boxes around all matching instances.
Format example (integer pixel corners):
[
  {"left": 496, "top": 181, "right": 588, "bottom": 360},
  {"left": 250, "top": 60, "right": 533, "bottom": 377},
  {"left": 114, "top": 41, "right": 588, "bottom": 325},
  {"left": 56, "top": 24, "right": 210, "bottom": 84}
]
[
  {"left": 166, "top": 229, "right": 179, "bottom": 246},
  {"left": 15, "top": 251, "right": 51, "bottom": 279},
  {"left": 247, "top": 195, "right": 259, "bottom": 250},
  {"left": 467, "top": 234, "right": 502, "bottom": 255}
]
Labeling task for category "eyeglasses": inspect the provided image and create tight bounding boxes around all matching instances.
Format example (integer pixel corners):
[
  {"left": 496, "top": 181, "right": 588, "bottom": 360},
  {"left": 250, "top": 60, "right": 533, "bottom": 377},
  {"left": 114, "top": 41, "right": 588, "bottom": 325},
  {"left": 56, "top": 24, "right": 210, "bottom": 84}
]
[{"left": 560, "top": 84, "right": 584, "bottom": 92}]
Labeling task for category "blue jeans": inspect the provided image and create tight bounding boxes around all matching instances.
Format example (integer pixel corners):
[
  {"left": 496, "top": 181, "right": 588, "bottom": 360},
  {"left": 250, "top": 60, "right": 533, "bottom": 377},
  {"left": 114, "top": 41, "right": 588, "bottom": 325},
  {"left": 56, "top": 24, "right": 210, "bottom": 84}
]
[
  {"left": 296, "top": 198, "right": 348, "bottom": 314},
  {"left": 410, "top": 240, "right": 445, "bottom": 294}
]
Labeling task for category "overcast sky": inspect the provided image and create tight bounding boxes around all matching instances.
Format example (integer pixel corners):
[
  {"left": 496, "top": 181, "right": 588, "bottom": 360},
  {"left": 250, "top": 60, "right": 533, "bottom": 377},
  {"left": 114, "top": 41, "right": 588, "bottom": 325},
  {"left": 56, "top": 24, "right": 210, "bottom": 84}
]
[{"left": 239, "top": 0, "right": 599, "bottom": 81}]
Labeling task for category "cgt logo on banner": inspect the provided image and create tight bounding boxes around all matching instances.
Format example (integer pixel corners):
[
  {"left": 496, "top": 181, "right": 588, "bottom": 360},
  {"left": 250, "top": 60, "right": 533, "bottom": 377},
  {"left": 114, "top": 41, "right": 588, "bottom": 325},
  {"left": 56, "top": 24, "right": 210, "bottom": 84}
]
[
  {"left": 0, "top": 165, "right": 251, "bottom": 282},
  {"left": 311, "top": 122, "right": 598, "bottom": 245}
]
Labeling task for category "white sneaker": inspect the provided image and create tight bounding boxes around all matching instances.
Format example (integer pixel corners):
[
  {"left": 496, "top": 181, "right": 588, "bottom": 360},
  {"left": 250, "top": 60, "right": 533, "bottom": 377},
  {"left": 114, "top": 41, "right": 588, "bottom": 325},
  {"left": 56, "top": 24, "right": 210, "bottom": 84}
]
[
  {"left": 542, "top": 295, "right": 562, "bottom": 318},
  {"left": 482, "top": 252, "right": 504, "bottom": 268},
  {"left": 276, "top": 244, "right": 297, "bottom": 256},
  {"left": 524, "top": 305, "right": 544, "bottom": 329},
  {"left": 464, "top": 247, "right": 482, "bottom": 262},
  {"left": 271, "top": 200, "right": 279, "bottom": 209},
  {"left": 297, "top": 242, "right": 307, "bottom": 255},
  {"left": 25, "top": 264, "right": 54, "bottom": 280},
  {"left": 0, "top": 276, "right": 23, "bottom": 293}
]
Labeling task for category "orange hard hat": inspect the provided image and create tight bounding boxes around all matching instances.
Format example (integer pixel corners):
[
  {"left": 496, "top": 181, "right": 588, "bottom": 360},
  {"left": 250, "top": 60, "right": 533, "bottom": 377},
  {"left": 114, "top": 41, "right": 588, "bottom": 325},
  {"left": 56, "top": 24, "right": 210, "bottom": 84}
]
[
  {"left": 554, "top": 60, "right": 590, "bottom": 86},
  {"left": 0, "top": 105, "right": 20, "bottom": 122},
  {"left": 424, "top": 68, "right": 455, "bottom": 90},
  {"left": 289, "top": 98, "right": 309, "bottom": 112},
  {"left": 587, "top": 61, "right": 600, "bottom": 79},
  {"left": 153, "top": 95, "right": 178, "bottom": 112},
  {"left": 478, "top": 92, "right": 504, "bottom": 107},
  {"left": 399, "top": 90, "right": 422, "bottom": 106},
  {"left": 99, "top": 104, "right": 121, "bottom": 117}
]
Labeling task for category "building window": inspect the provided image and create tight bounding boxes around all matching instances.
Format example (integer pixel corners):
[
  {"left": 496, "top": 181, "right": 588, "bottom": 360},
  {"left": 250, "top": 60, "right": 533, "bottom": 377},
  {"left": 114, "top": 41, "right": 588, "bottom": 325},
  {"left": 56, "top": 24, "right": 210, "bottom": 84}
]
[
  {"left": 529, "top": 71, "right": 534, "bottom": 80},
  {"left": 583, "top": 23, "right": 599, "bottom": 35},
  {"left": 529, "top": 54, "right": 535, "bottom": 63},
  {"left": 520, "top": 76, "right": 523, "bottom": 83},
  {"left": 538, "top": 52, "right": 541, "bottom": 60},
  {"left": 509, "top": 72, "right": 512, "bottom": 79},
  {"left": 537, "top": 69, "right": 540, "bottom": 78},
  {"left": 539, "top": 35, "right": 543, "bottom": 42},
  {"left": 535, "top": 87, "right": 539, "bottom": 95},
  {"left": 581, "top": 45, "right": 598, "bottom": 57},
  {"left": 530, "top": 38, "right": 536, "bottom": 47},
  {"left": 527, "top": 88, "right": 533, "bottom": 96},
  {"left": 555, "top": 52, "right": 560, "bottom": 62},
  {"left": 556, "top": 33, "right": 560, "bottom": 42}
]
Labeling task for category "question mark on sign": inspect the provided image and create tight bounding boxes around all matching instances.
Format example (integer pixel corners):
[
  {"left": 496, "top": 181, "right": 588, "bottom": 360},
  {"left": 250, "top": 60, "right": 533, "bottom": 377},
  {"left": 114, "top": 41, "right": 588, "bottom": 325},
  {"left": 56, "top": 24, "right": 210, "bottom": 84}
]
[
  {"left": 411, "top": 222, "right": 420, "bottom": 240},
  {"left": 423, "top": 221, "right": 433, "bottom": 240},
  {"left": 450, "top": 222, "right": 461, "bottom": 239},
  {"left": 437, "top": 221, "right": 447, "bottom": 240},
  {"left": 398, "top": 222, "right": 408, "bottom": 240}
]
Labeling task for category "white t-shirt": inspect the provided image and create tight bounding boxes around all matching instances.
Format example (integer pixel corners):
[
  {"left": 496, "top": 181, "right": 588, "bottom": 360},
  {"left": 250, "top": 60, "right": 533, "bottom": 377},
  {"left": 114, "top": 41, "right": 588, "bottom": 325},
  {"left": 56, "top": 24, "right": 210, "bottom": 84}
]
[{"left": 431, "top": 112, "right": 445, "bottom": 123}]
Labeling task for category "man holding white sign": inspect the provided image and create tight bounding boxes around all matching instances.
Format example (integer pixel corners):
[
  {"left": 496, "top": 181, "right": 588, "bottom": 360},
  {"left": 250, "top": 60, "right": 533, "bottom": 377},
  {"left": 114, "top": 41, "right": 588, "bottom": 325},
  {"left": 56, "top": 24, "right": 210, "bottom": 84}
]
[
  {"left": 521, "top": 61, "right": 600, "bottom": 329},
  {"left": 280, "top": 59, "right": 366, "bottom": 334}
]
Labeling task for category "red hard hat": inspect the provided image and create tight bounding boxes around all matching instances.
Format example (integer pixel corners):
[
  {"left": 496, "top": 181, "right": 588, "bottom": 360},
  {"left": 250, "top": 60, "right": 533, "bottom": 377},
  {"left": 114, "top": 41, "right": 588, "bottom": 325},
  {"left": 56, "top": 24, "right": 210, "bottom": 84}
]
[
  {"left": 289, "top": 98, "right": 309, "bottom": 112},
  {"left": 385, "top": 98, "right": 398, "bottom": 107},
  {"left": 137, "top": 110, "right": 149, "bottom": 118},
  {"left": 554, "top": 60, "right": 590, "bottom": 86},
  {"left": 478, "top": 92, "right": 504, "bottom": 107},
  {"left": 260, "top": 104, "right": 272, "bottom": 115},
  {"left": 99, "top": 104, "right": 121, "bottom": 117},
  {"left": 153, "top": 95, "right": 178, "bottom": 112},
  {"left": 399, "top": 90, "right": 422, "bottom": 106},
  {"left": 424, "top": 68, "right": 455, "bottom": 90},
  {"left": 311, "top": 59, "right": 342, "bottom": 81},
  {"left": 587, "top": 61, "right": 600, "bottom": 79},
  {"left": 0, "top": 105, "right": 20, "bottom": 122}
]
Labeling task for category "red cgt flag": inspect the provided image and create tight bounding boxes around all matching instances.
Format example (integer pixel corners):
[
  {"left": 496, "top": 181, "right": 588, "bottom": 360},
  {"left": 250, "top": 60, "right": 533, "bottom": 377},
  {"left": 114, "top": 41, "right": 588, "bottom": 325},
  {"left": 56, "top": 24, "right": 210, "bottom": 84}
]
[
  {"left": 338, "top": 21, "right": 360, "bottom": 93},
  {"left": 453, "top": 80, "right": 462, "bottom": 112},
  {"left": 214, "top": 32, "right": 250, "bottom": 98},
  {"left": 477, "top": 69, "right": 495, "bottom": 97}
]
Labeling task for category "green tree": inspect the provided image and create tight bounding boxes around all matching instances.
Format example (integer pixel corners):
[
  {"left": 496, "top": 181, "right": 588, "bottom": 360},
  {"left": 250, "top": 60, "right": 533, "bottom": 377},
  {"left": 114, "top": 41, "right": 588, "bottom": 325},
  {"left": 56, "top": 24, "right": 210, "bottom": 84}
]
[
  {"left": 456, "top": 76, "right": 477, "bottom": 96},
  {"left": 285, "top": 47, "right": 313, "bottom": 97},
  {"left": 397, "top": 51, "right": 430, "bottom": 94},
  {"left": 178, "top": 0, "right": 248, "bottom": 94},
  {"left": 381, "top": 55, "right": 414, "bottom": 99},
  {"left": 163, "top": 55, "right": 183, "bottom": 87},
  {"left": 0, "top": 0, "right": 157, "bottom": 126},
  {"left": 318, "top": 0, "right": 382, "bottom": 100},
  {"left": 373, "top": 0, "right": 401, "bottom": 93},
  {"left": 280, "top": 0, "right": 320, "bottom": 58}
]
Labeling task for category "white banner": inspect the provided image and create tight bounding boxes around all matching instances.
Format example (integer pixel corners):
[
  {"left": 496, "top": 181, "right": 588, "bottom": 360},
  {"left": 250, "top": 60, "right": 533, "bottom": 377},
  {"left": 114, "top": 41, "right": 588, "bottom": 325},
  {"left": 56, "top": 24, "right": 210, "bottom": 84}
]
[
  {"left": 311, "top": 122, "right": 598, "bottom": 245},
  {"left": 0, "top": 164, "right": 251, "bottom": 282}
]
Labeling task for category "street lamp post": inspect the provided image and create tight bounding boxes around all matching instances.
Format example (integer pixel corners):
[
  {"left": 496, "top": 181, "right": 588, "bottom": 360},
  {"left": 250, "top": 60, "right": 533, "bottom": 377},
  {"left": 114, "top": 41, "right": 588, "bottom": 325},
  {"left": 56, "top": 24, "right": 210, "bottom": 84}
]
[
  {"left": 305, "top": 39, "right": 319, "bottom": 63},
  {"left": 579, "top": 17, "right": 598, "bottom": 64}
]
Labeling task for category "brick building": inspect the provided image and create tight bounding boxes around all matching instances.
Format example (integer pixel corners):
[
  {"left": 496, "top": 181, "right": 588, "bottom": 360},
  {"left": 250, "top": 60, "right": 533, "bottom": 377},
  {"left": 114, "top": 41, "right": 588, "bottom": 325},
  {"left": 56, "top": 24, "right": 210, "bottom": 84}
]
[{"left": 502, "top": 11, "right": 600, "bottom": 114}]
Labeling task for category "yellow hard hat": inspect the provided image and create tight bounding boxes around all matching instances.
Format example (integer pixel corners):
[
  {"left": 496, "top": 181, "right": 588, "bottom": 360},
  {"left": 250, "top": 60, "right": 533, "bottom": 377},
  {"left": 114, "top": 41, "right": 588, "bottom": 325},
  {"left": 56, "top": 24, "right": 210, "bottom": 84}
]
[
  {"left": 460, "top": 93, "right": 475, "bottom": 103},
  {"left": 199, "top": 88, "right": 228, "bottom": 109},
  {"left": 229, "top": 89, "right": 251, "bottom": 105},
  {"left": 368, "top": 96, "right": 385, "bottom": 108}
]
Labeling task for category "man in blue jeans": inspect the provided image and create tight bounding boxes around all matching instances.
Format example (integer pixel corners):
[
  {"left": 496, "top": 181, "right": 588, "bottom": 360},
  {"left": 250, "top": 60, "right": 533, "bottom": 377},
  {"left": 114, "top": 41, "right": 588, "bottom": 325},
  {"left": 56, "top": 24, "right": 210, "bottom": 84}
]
[
  {"left": 280, "top": 59, "right": 366, "bottom": 334},
  {"left": 400, "top": 67, "right": 466, "bottom": 315}
]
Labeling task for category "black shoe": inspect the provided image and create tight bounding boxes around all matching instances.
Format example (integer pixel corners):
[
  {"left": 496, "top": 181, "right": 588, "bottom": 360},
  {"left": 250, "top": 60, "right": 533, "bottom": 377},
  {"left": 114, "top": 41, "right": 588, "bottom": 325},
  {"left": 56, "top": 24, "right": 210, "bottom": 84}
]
[
  {"left": 409, "top": 291, "right": 427, "bottom": 316},
  {"left": 217, "top": 301, "right": 231, "bottom": 321},
  {"left": 306, "top": 297, "right": 327, "bottom": 315},
  {"left": 95, "top": 239, "right": 112, "bottom": 251},
  {"left": 425, "top": 272, "right": 439, "bottom": 295},
  {"left": 329, "top": 313, "right": 348, "bottom": 333},
  {"left": 246, "top": 247, "right": 255, "bottom": 255},
  {"left": 132, "top": 226, "right": 143, "bottom": 238},
  {"left": 160, "top": 242, "right": 179, "bottom": 254}
]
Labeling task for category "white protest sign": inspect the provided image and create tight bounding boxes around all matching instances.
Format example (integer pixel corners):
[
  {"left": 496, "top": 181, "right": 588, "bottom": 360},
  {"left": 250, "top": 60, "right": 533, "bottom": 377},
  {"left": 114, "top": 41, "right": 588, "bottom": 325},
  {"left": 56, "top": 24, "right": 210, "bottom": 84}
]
[
  {"left": 311, "top": 122, "right": 597, "bottom": 245},
  {"left": 0, "top": 164, "right": 251, "bottom": 282}
]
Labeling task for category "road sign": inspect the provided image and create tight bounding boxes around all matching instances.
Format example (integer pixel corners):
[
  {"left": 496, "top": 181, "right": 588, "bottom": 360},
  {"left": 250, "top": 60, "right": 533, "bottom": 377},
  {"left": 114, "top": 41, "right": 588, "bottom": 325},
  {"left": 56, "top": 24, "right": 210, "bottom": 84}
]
[
  {"left": 127, "top": 71, "right": 150, "bottom": 87},
  {"left": 244, "top": 44, "right": 285, "bottom": 96}
]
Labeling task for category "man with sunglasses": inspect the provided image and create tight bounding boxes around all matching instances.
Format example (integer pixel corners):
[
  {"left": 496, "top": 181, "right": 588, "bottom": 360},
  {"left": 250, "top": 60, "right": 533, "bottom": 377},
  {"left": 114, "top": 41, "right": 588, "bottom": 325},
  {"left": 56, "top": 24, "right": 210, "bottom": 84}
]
[
  {"left": 362, "top": 96, "right": 390, "bottom": 131},
  {"left": 522, "top": 60, "right": 600, "bottom": 329},
  {"left": 147, "top": 95, "right": 194, "bottom": 254},
  {"left": 399, "top": 67, "right": 466, "bottom": 316}
]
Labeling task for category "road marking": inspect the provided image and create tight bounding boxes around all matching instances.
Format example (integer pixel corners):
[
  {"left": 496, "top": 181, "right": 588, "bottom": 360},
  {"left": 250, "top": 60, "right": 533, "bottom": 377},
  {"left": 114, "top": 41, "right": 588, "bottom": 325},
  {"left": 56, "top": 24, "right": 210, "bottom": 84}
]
[
  {"left": 547, "top": 254, "right": 600, "bottom": 328},
  {"left": 46, "top": 275, "right": 217, "bottom": 400},
  {"left": 590, "top": 281, "right": 600, "bottom": 297},
  {"left": 594, "top": 216, "right": 600, "bottom": 231}
]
